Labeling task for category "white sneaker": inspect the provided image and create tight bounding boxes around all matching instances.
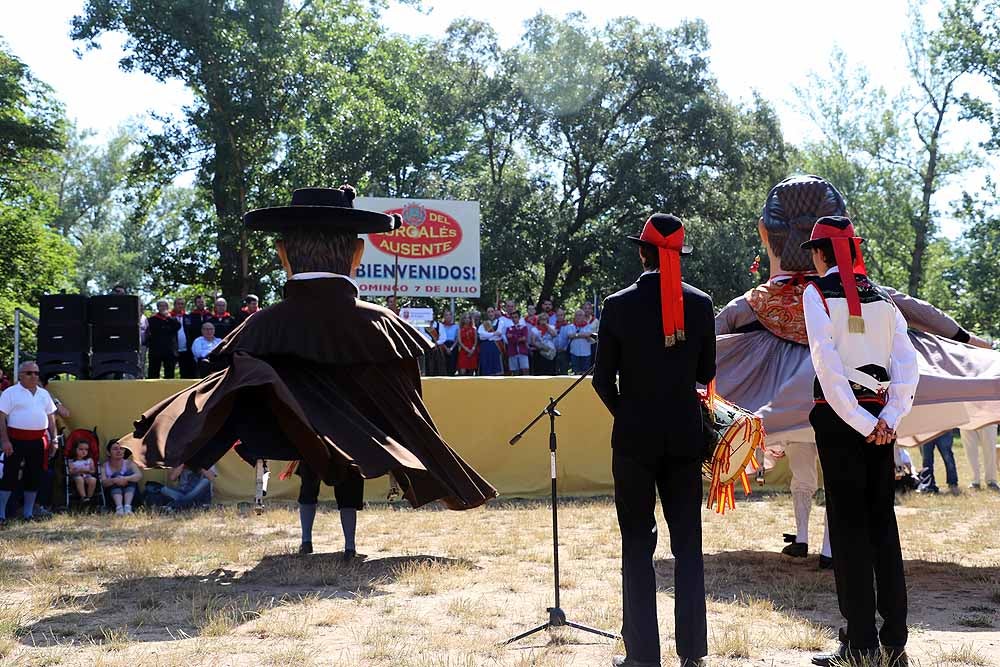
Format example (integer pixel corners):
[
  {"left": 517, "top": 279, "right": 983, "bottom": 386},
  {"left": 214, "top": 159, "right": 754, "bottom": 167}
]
[
  {"left": 115, "top": 506, "right": 125, "bottom": 515},
  {"left": 123, "top": 505, "right": 133, "bottom": 514}
]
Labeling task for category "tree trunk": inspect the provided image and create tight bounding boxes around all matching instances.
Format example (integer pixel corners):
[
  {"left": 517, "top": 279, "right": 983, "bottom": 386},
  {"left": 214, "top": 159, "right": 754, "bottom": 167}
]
[{"left": 211, "top": 134, "right": 247, "bottom": 301}]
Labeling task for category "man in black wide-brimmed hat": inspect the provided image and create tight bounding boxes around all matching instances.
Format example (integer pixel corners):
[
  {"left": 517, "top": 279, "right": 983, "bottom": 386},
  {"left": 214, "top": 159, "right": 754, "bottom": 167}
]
[
  {"left": 592, "top": 214, "right": 716, "bottom": 667},
  {"left": 119, "top": 185, "right": 497, "bottom": 556}
]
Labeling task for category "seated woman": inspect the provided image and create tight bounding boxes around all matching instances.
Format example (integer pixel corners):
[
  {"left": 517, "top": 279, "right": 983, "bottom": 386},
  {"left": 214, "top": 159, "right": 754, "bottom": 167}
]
[
  {"left": 102, "top": 440, "right": 143, "bottom": 515},
  {"left": 162, "top": 463, "right": 216, "bottom": 510}
]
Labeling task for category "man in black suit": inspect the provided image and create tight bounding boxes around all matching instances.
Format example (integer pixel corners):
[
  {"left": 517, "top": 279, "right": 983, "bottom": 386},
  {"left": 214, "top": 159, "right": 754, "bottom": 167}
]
[{"left": 593, "top": 214, "right": 716, "bottom": 667}]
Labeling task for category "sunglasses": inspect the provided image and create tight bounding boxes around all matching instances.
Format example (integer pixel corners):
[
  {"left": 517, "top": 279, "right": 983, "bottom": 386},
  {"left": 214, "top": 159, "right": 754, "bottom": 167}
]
[{"left": 21, "top": 371, "right": 39, "bottom": 376}]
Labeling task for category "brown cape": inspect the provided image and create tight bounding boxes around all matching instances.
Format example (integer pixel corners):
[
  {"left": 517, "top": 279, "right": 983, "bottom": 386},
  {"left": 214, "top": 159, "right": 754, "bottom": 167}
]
[{"left": 119, "top": 277, "right": 497, "bottom": 510}]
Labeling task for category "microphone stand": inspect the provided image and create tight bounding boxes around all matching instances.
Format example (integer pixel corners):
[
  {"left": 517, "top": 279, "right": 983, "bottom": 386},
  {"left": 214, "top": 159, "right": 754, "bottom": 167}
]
[{"left": 502, "top": 359, "right": 620, "bottom": 646}]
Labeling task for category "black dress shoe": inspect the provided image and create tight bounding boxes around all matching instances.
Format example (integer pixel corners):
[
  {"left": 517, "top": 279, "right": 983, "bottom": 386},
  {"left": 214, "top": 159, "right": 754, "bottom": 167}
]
[
  {"left": 782, "top": 541, "right": 808, "bottom": 558},
  {"left": 342, "top": 549, "right": 367, "bottom": 563},
  {"left": 882, "top": 645, "right": 908, "bottom": 666},
  {"left": 611, "top": 655, "right": 660, "bottom": 667},
  {"left": 818, "top": 555, "right": 834, "bottom": 570},
  {"left": 812, "top": 644, "right": 878, "bottom": 666},
  {"left": 298, "top": 541, "right": 313, "bottom": 555}
]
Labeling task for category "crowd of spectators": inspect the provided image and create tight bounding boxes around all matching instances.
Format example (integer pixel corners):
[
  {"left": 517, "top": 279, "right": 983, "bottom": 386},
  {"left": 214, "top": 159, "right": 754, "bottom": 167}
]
[
  {"left": 122, "top": 286, "right": 258, "bottom": 380},
  {"left": 0, "top": 364, "right": 218, "bottom": 523},
  {"left": 389, "top": 297, "right": 601, "bottom": 377}
]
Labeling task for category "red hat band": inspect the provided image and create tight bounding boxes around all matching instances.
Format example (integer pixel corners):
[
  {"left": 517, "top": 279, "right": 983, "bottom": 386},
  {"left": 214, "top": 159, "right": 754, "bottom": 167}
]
[
  {"left": 640, "top": 218, "right": 686, "bottom": 347},
  {"left": 809, "top": 218, "right": 868, "bottom": 334}
]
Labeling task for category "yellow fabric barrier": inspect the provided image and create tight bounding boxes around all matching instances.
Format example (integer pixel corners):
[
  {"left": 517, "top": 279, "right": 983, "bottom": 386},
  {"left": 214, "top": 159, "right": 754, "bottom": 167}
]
[{"left": 48, "top": 378, "right": 791, "bottom": 502}]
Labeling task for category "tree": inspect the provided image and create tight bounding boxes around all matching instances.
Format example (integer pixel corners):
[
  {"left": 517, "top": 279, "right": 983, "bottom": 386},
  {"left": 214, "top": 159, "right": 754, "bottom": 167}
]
[
  {"left": 794, "top": 23, "right": 977, "bottom": 298},
  {"left": 951, "top": 182, "right": 1000, "bottom": 337},
  {"left": 436, "top": 14, "right": 790, "bottom": 309},
  {"left": 0, "top": 43, "right": 76, "bottom": 369}
]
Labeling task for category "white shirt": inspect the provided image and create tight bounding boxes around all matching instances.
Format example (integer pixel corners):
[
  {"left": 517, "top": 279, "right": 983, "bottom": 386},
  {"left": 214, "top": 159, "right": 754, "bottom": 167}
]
[
  {"left": 290, "top": 271, "right": 360, "bottom": 293},
  {"left": 437, "top": 322, "right": 459, "bottom": 345},
  {"left": 803, "top": 267, "right": 919, "bottom": 435},
  {"left": 496, "top": 315, "right": 514, "bottom": 338},
  {"left": 192, "top": 336, "right": 222, "bottom": 361},
  {"left": 477, "top": 323, "right": 502, "bottom": 341},
  {"left": 0, "top": 384, "right": 57, "bottom": 430},
  {"left": 175, "top": 314, "right": 187, "bottom": 352}
]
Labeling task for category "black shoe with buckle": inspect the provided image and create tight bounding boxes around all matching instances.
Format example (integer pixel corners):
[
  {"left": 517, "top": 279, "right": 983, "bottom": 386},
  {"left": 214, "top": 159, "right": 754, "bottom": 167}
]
[
  {"left": 782, "top": 533, "right": 808, "bottom": 558},
  {"left": 882, "top": 645, "right": 908, "bottom": 666},
  {"left": 611, "top": 656, "right": 660, "bottom": 667}
]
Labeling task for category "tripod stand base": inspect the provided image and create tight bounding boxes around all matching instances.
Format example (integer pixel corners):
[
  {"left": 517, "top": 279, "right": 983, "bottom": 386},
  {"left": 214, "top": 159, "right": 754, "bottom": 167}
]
[{"left": 502, "top": 607, "right": 620, "bottom": 645}]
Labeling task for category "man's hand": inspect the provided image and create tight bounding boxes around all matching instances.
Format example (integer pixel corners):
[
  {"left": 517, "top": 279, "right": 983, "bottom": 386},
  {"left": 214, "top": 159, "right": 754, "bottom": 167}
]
[
  {"left": 969, "top": 334, "right": 994, "bottom": 349},
  {"left": 866, "top": 418, "right": 895, "bottom": 446},
  {"left": 1, "top": 440, "right": 12, "bottom": 456}
]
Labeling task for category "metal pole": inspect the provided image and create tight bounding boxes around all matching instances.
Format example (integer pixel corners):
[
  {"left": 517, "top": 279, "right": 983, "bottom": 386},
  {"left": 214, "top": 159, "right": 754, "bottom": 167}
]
[
  {"left": 450, "top": 297, "right": 456, "bottom": 318},
  {"left": 13, "top": 308, "right": 20, "bottom": 378}
]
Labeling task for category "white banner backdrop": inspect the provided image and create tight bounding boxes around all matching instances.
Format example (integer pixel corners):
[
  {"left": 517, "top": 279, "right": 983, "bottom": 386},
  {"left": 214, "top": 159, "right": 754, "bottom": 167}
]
[{"left": 354, "top": 198, "right": 481, "bottom": 297}]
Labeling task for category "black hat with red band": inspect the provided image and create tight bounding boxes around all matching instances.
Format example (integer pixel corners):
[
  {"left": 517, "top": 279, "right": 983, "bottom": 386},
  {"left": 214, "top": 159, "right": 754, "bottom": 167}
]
[
  {"left": 801, "top": 215, "right": 869, "bottom": 334},
  {"left": 627, "top": 213, "right": 693, "bottom": 347}
]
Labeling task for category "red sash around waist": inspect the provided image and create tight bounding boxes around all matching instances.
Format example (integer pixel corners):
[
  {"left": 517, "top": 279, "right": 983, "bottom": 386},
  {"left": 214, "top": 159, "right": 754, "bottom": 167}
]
[
  {"left": 7, "top": 427, "right": 47, "bottom": 440},
  {"left": 6, "top": 428, "right": 51, "bottom": 470}
]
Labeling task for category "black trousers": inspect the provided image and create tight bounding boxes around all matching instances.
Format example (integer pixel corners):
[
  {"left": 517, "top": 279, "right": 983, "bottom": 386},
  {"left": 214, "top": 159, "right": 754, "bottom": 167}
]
[
  {"left": 148, "top": 352, "right": 177, "bottom": 379},
  {"left": 0, "top": 438, "right": 45, "bottom": 492},
  {"left": 177, "top": 350, "right": 196, "bottom": 379},
  {"left": 297, "top": 462, "right": 364, "bottom": 510},
  {"left": 613, "top": 452, "right": 707, "bottom": 661},
  {"left": 811, "top": 403, "right": 907, "bottom": 649}
]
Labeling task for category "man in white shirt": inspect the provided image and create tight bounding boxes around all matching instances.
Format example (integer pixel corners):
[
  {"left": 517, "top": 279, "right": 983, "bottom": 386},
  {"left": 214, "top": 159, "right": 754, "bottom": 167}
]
[
  {"left": 436, "top": 310, "right": 460, "bottom": 376},
  {"left": 801, "top": 217, "right": 918, "bottom": 667},
  {"left": 0, "top": 361, "right": 58, "bottom": 523},
  {"left": 496, "top": 299, "right": 515, "bottom": 339},
  {"left": 191, "top": 322, "right": 223, "bottom": 377}
]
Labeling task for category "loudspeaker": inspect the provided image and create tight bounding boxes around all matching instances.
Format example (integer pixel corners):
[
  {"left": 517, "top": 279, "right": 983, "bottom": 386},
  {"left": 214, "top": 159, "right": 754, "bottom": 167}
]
[
  {"left": 37, "top": 323, "right": 89, "bottom": 354},
  {"left": 39, "top": 294, "right": 87, "bottom": 325},
  {"left": 88, "top": 295, "right": 140, "bottom": 326},
  {"left": 37, "top": 352, "right": 87, "bottom": 381},
  {"left": 91, "top": 325, "right": 141, "bottom": 354},
  {"left": 90, "top": 352, "right": 141, "bottom": 379}
]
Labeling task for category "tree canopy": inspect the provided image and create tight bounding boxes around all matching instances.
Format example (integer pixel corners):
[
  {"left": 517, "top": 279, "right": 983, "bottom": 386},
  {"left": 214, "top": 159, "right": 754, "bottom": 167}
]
[{"left": 3, "top": 0, "right": 1000, "bottom": 375}]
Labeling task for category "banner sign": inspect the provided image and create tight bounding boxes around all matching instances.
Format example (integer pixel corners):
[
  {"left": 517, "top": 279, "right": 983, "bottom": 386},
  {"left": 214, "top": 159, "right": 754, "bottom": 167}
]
[
  {"left": 355, "top": 197, "right": 481, "bottom": 297},
  {"left": 398, "top": 307, "right": 434, "bottom": 328}
]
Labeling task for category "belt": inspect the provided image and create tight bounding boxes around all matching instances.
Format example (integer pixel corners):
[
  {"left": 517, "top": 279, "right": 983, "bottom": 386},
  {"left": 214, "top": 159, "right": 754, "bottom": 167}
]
[{"left": 845, "top": 368, "right": 891, "bottom": 395}]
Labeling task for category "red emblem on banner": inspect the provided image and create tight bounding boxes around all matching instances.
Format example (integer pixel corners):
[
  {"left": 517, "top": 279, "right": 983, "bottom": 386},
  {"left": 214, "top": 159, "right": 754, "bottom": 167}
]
[{"left": 370, "top": 205, "right": 463, "bottom": 259}]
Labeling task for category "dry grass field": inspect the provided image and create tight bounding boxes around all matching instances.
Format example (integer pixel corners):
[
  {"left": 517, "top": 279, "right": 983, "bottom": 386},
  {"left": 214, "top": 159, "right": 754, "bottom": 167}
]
[{"left": 2, "top": 441, "right": 999, "bottom": 667}]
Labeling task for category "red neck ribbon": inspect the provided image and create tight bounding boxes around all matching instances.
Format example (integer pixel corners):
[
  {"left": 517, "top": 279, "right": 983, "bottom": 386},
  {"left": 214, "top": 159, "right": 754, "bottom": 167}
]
[
  {"left": 639, "top": 223, "right": 686, "bottom": 347},
  {"left": 830, "top": 237, "right": 867, "bottom": 333}
]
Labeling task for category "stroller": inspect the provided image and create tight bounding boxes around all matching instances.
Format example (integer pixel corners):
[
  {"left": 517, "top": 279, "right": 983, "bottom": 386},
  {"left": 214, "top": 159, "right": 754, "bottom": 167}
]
[{"left": 63, "top": 428, "right": 106, "bottom": 511}]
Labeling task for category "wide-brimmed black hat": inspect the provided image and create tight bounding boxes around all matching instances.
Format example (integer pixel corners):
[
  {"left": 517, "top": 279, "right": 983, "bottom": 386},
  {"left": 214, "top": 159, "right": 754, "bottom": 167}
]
[
  {"left": 626, "top": 213, "right": 693, "bottom": 255},
  {"left": 243, "top": 185, "right": 400, "bottom": 233}
]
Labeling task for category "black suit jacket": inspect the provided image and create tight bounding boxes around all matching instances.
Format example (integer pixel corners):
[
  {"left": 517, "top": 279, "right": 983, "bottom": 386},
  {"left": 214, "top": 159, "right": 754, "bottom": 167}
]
[{"left": 592, "top": 273, "right": 716, "bottom": 461}]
